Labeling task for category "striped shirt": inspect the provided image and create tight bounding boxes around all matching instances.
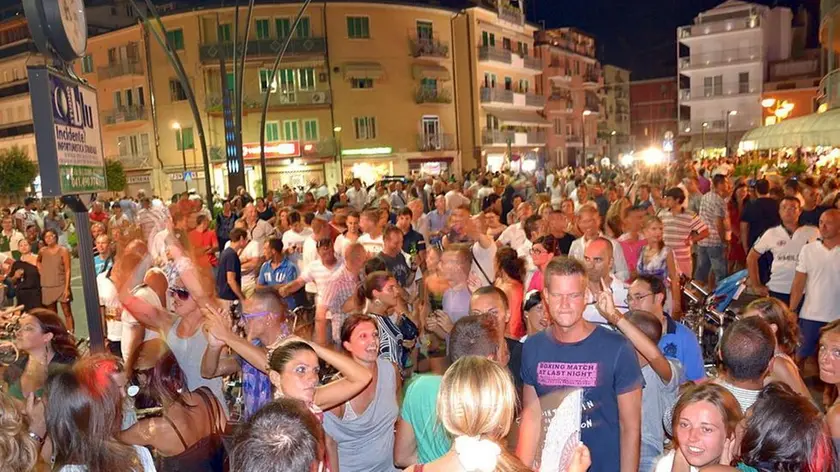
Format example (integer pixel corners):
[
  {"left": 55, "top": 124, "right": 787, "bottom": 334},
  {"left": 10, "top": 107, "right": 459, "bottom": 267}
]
[
  {"left": 660, "top": 210, "right": 707, "bottom": 276},
  {"left": 698, "top": 192, "right": 727, "bottom": 247},
  {"left": 320, "top": 266, "right": 362, "bottom": 342}
]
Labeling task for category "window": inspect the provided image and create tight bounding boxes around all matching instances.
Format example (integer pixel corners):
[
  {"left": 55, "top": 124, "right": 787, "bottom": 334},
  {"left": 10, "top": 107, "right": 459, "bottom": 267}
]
[
  {"left": 502, "top": 38, "right": 511, "bottom": 51},
  {"left": 126, "top": 5, "right": 133, "bottom": 17},
  {"left": 256, "top": 19, "right": 271, "bottom": 39},
  {"left": 81, "top": 55, "right": 94, "bottom": 74},
  {"left": 519, "top": 79, "right": 529, "bottom": 93},
  {"left": 218, "top": 24, "right": 232, "bottom": 42},
  {"left": 522, "top": 43, "right": 529, "bottom": 56},
  {"left": 298, "top": 68, "right": 315, "bottom": 90},
  {"left": 416, "top": 21, "right": 433, "bottom": 41},
  {"left": 347, "top": 17, "right": 370, "bottom": 39},
  {"left": 118, "top": 136, "right": 129, "bottom": 156},
  {"left": 283, "top": 120, "right": 300, "bottom": 141},
  {"left": 484, "top": 32, "right": 496, "bottom": 47},
  {"left": 125, "top": 88, "right": 134, "bottom": 107},
  {"left": 175, "top": 127, "right": 194, "bottom": 150},
  {"left": 166, "top": 29, "right": 185, "bottom": 50},
  {"left": 486, "top": 115, "right": 499, "bottom": 130},
  {"left": 739, "top": 72, "right": 750, "bottom": 93},
  {"left": 136, "top": 87, "right": 145, "bottom": 106},
  {"left": 225, "top": 73, "right": 234, "bottom": 91},
  {"left": 504, "top": 77, "right": 512, "bottom": 91},
  {"left": 351, "top": 78, "right": 374, "bottom": 89},
  {"left": 296, "top": 17, "right": 311, "bottom": 38},
  {"left": 114, "top": 91, "right": 123, "bottom": 109},
  {"left": 169, "top": 79, "right": 187, "bottom": 101},
  {"left": 483, "top": 73, "right": 497, "bottom": 88},
  {"left": 303, "top": 119, "right": 318, "bottom": 141},
  {"left": 278, "top": 69, "right": 295, "bottom": 91},
  {"left": 420, "top": 78, "right": 437, "bottom": 91},
  {"left": 704, "top": 75, "right": 722, "bottom": 97},
  {"left": 259, "top": 69, "right": 276, "bottom": 93},
  {"left": 140, "top": 133, "right": 150, "bottom": 154},
  {"left": 566, "top": 123, "right": 573, "bottom": 136},
  {"left": 353, "top": 116, "right": 376, "bottom": 139},
  {"left": 276, "top": 18, "right": 292, "bottom": 37},
  {"left": 129, "top": 135, "right": 139, "bottom": 155},
  {"left": 266, "top": 121, "right": 280, "bottom": 142},
  {"left": 554, "top": 118, "right": 563, "bottom": 135}
]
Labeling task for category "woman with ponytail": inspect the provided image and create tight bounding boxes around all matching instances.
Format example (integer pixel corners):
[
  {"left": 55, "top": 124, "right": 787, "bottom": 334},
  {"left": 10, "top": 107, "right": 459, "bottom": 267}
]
[{"left": 404, "top": 356, "right": 590, "bottom": 472}]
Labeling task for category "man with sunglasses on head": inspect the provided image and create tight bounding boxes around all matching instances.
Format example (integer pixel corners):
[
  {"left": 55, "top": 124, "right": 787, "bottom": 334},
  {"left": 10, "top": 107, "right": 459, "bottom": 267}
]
[{"left": 201, "top": 291, "right": 292, "bottom": 420}]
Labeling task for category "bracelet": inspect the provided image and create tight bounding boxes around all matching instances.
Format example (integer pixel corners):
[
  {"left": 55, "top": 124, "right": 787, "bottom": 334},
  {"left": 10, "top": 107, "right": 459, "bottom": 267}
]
[{"left": 28, "top": 431, "right": 44, "bottom": 445}]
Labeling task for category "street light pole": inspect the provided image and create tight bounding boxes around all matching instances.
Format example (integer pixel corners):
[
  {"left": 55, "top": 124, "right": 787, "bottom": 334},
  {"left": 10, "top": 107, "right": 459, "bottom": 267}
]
[
  {"left": 173, "top": 122, "right": 188, "bottom": 193},
  {"left": 701, "top": 122, "right": 708, "bottom": 158},
  {"left": 724, "top": 110, "right": 737, "bottom": 157},
  {"left": 582, "top": 109, "right": 592, "bottom": 167}
]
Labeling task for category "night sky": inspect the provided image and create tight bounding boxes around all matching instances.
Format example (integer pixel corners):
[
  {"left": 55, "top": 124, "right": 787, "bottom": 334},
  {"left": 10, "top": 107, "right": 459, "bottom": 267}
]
[{"left": 530, "top": 0, "right": 817, "bottom": 80}]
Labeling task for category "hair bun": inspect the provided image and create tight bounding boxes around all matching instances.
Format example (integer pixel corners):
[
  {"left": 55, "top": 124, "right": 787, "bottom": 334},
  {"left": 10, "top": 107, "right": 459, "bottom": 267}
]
[{"left": 454, "top": 436, "right": 501, "bottom": 472}]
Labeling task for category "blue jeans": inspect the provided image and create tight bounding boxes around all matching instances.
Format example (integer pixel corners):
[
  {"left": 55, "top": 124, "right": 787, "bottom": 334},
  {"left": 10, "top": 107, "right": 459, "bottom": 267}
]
[{"left": 694, "top": 244, "right": 727, "bottom": 283}]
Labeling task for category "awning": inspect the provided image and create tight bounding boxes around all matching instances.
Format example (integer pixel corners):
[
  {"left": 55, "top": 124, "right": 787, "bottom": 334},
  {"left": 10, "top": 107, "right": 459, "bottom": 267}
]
[
  {"left": 739, "top": 109, "right": 840, "bottom": 150},
  {"left": 343, "top": 62, "right": 384, "bottom": 80},
  {"left": 485, "top": 108, "right": 551, "bottom": 127},
  {"left": 412, "top": 63, "right": 451, "bottom": 81}
]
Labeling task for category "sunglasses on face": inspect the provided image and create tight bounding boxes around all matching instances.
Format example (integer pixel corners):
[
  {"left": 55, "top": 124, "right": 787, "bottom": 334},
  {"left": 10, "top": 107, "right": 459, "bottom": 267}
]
[{"left": 168, "top": 287, "right": 190, "bottom": 300}]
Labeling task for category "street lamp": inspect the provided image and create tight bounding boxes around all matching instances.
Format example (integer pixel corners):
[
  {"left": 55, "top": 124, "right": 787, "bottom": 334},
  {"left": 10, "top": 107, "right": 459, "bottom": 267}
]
[
  {"left": 333, "top": 126, "right": 344, "bottom": 184},
  {"left": 701, "top": 122, "right": 708, "bottom": 158},
  {"left": 172, "top": 121, "right": 187, "bottom": 193},
  {"left": 724, "top": 110, "right": 737, "bottom": 157},
  {"left": 582, "top": 109, "right": 592, "bottom": 167}
]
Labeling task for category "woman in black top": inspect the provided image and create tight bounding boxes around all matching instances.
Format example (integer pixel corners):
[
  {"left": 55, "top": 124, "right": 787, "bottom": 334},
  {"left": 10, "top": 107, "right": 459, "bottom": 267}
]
[{"left": 6, "top": 239, "right": 41, "bottom": 311}]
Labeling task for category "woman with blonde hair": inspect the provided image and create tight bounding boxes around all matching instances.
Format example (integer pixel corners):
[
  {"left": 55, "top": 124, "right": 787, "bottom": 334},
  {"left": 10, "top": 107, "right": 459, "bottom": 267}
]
[
  {"left": 0, "top": 391, "right": 38, "bottom": 472},
  {"left": 405, "top": 356, "right": 589, "bottom": 472}
]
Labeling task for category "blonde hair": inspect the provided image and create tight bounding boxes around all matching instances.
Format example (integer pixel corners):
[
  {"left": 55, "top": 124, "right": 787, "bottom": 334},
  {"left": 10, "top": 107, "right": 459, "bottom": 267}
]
[
  {"left": 0, "top": 392, "right": 38, "bottom": 472},
  {"left": 437, "top": 356, "right": 530, "bottom": 472}
]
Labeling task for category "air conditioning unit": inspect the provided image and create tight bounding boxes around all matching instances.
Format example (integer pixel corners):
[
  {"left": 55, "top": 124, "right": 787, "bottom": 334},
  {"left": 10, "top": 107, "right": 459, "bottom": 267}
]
[{"left": 311, "top": 92, "right": 327, "bottom": 104}]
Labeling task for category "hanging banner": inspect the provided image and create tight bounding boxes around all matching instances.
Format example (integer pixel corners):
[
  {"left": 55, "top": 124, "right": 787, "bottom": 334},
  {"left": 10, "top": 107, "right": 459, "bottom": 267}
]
[{"left": 27, "top": 66, "right": 107, "bottom": 196}]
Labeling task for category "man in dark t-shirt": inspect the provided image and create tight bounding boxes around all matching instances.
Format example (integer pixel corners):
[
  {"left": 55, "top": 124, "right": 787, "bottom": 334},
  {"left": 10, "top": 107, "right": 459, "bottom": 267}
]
[
  {"left": 216, "top": 228, "right": 247, "bottom": 302},
  {"left": 377, "top": 225, "right": 412, "bottom": 287},
  {"left": 740, "top": 179, "right": 779, "bottom": 284},
  {"left": 517, "top": 257, "right": 642, "bottom": 472}
]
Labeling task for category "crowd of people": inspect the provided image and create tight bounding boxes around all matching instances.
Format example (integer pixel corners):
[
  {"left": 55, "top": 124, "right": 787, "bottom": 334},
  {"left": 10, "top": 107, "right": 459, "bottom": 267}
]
[{"left": 0, "top": 157, "right": 839, "bottom": 471}]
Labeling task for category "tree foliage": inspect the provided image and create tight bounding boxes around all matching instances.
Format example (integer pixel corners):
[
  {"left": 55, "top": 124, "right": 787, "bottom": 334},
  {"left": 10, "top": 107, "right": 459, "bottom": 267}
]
[
  {"left": 0, "top": 146, "right": 38, "bottom": 196},
  {"left": 105, "top": 158, "right": 127, "bottom": 192}
]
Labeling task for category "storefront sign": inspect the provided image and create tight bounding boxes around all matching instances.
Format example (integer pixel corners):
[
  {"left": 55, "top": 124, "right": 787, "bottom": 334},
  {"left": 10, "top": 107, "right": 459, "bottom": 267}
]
[
  {"left": 242, "top": 141, "right": 300, "bottom": 159},
  {"left": 27, "top": 66, "right": 107, "bottom": 196},
  {"left": 341, "top": 147, "right": 392, "bottom": 156},
  {"left": 168, "top": 171, "right": 206, "bottom": 181},
  {"left": 127, "top": 175, "right": 150, "bottom": 184}
]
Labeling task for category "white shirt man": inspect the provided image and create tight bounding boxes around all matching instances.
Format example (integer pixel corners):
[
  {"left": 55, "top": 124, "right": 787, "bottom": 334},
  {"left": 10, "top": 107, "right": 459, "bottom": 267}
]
[
  {"left": 445, "top": 188, "right": 470, "bottom": 212},
  {"left": 346, "top": 184, "right": 368, "bottom": 211}
]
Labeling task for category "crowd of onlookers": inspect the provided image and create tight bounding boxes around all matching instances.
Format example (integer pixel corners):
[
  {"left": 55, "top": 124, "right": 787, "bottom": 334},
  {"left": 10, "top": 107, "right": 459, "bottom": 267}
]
[{"left": 0, "top": 158, "right": 839, "bottom": 471}]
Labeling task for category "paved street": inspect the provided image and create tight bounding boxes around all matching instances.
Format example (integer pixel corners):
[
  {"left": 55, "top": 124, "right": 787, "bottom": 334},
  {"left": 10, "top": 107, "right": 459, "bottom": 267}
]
[{"left": 68, "top": 256, "right": 94, "bottom": 340}]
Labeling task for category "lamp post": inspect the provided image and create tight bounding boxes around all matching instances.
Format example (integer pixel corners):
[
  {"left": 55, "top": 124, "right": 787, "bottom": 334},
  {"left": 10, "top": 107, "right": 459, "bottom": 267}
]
[
  {"left": 609, "top": 129, "right": 616, "bottom": 163},
  {"left": 724, "top": 110, "right": 737, "bottom": 157},
  {"left": 172, "top": 121, "right": 188, "bottom": 193},
  {"left": 334, "top": 126, "right": 344, "bottom": 185},
  {"left": 582, "top": 109, "right": 592, "bottom": 167},
  {"left": 701, "top": 122, "right": 708, "bottom": 158}
]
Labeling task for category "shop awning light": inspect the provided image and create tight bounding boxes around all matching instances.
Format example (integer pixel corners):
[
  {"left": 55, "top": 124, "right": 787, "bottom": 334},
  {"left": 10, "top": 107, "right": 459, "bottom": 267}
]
[{"left": 341, "top": 147, "right": 393, "bottom": 156}]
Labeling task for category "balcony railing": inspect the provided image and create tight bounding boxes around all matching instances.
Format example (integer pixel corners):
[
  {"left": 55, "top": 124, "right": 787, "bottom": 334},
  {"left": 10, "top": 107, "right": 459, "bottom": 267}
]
[
  {"left": 480, "top": 87, "right": 514, "bottom": 104},
  {"left": 415, "top": 87, "right": 452, "bottom": 104},
  {"left": 679, "top": 46, "right": 762, "bottom": 70},
  {"left": 679, "top": 81, "right": 761, "bottom": 101},
  {"left": 678, "top": 15, "right": 760, "bottom": 39},
  {"left": 199, "top": 37, "right": 326, "bottom": 62},
  {"left": 102, "top": 106, "right": 148, "bottom": 125},
  {"left": 409, "top": 36, "right": 449, "bottom": 58},
  {"left": 97, "top": 60, "right": 144, "bottom": 80},
  {"left": 417, "top": 133, "right": 456, "bottom": 151},
  {"left": 524, "top": 55, "right": 543, "bottom": 71},
  {"left": 680, "top": 117, "right": 756, "bottom": 134},
  {"left": 525, "top": 93, "right": 546, "bottom": 108},
  {"left": 583, "top": 72, "right": 601, "bottom": 85},
  {"left": 527, "top": 130, "right": 547, "bottom": 144},
  {"left": 819, "top": 68, "right": 840, "bottom": 111},
  {"left": 482, "top": 129, "right": 513, "bottom": 145},
  {"left": 566, "top": 135, "right": 582, "bottom": 143},
  {"left": 478, "top": 45, "right": 512, "bottom": 64},
  {"left": 111, "top": 153, "right": 152, "bottom": 170},
  {"left": 206, "top": 89, "right": 331, "bottom": 112}
]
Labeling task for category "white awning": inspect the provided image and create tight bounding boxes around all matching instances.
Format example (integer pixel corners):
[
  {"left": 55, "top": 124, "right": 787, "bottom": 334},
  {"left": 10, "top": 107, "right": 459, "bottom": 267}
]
[
  {"left": 343, "top": 62, "right": 384, "bottom": 80},
  {"left": 740, "top": 109, "right": 840, "bottom": 150}
]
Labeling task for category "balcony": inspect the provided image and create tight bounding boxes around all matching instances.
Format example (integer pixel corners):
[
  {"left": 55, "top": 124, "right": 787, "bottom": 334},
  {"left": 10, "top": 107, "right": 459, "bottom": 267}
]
[
  {"left": 566, "top": 135, "right": 582, "bottom": 144},
  {"left": 548, "top": 94, "right": 574, "bottom": 112},
  {"left": 679, "top": 46, "right": 762, "bottom": 71},
  {"left": 498, "top": 4, "right": 524, "bottom": 25},
  {"left": 546, "top": 61, "right": 573, "bottom": 82},
  {"left": 199, "top": 37, "right": 326, "bottom": 62},
  {"left": 415, "top": 86, "right": 452, "bottom": 104},
  {"left": 819, "top": 68, "right": 840, "bottom": 110},
  {"left": 97, "top": 60, "right": 144, "bottom": 80},
  {"left": 417, "top": 133, "right": 456, "bottom": 151},
  {"left": 482, "top": 128, "right": 547, "bottom": 147},
  {"left": 112, "top": 153, "right": 152, "bottom": 170},
  {"left": 678, "top": 15, "right": 760, "bottom": 40},
  {"left": 478, "top": 46, "right": 542, "bottom": 72},
  {"left": 680, "top": 117, "right": 757, "bottom": 134},
  {"left": 678, "top": 81, "right": 761, "bottom": 102},
  {"left": 582, "top": 72, "right": 601, "bottom": 87},
  {"left": 525, "top": 93, "right": 546, "bottom": 108},
  {"left": 205, "top": 89, "right": 331, "bottom": 112},
  {"left": 102, "top": 106, "right": 148, "bottom": 126},
  {"left": 480, "top": 87, "right": 514, "bottom": 104},
  {"left": 0, "top": 80, "right": 29, "bottom": 100},
  {"left": 409, "top": 35, "right": 449, "bottom": 59}
]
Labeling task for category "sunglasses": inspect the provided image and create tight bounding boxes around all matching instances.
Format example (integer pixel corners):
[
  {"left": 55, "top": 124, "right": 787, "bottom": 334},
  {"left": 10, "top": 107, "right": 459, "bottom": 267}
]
[
  {"left": 240, "top": 311, "right": 277, "bottom": 320},
  {"left": 168, "top": 287, "right": 190, "bottom": 300}
]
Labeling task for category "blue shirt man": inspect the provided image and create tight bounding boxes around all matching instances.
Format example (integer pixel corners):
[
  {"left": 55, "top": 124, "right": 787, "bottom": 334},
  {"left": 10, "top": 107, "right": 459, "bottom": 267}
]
[{"left": 257, "top": 238, "right": 300, "bottom": 309}]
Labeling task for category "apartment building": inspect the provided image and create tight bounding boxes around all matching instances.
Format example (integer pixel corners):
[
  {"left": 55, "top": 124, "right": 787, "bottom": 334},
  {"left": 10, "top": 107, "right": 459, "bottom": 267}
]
[
  {"left": 535, "top": 27, "right": 601, "bottom": 168},
  {"left": 677, "top": 0, "right": 793, "bottom": 156},
  {"left": 80, "top": 2, "right": 463, "bottom": 195},
  {"left": 762, "top": 49, "right": 822, "bottom": 124},
  {"left": 453, "top": 0, "right": 546, "bottom": 172},
  {"left": 630, "top": 77, "right": 678, "bottom": 149},
  {"left": 601, "top": 64, "right": 631, "bottom": 158}
]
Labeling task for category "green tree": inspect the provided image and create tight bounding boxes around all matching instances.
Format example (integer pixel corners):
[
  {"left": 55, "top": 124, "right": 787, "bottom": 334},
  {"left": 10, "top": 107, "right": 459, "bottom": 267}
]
[
  {"left": 0, "top": 146, "right": 38, "bottom": 198},
  {"left": 105, "top": 158, "right": 127, "bottom": 192}
]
